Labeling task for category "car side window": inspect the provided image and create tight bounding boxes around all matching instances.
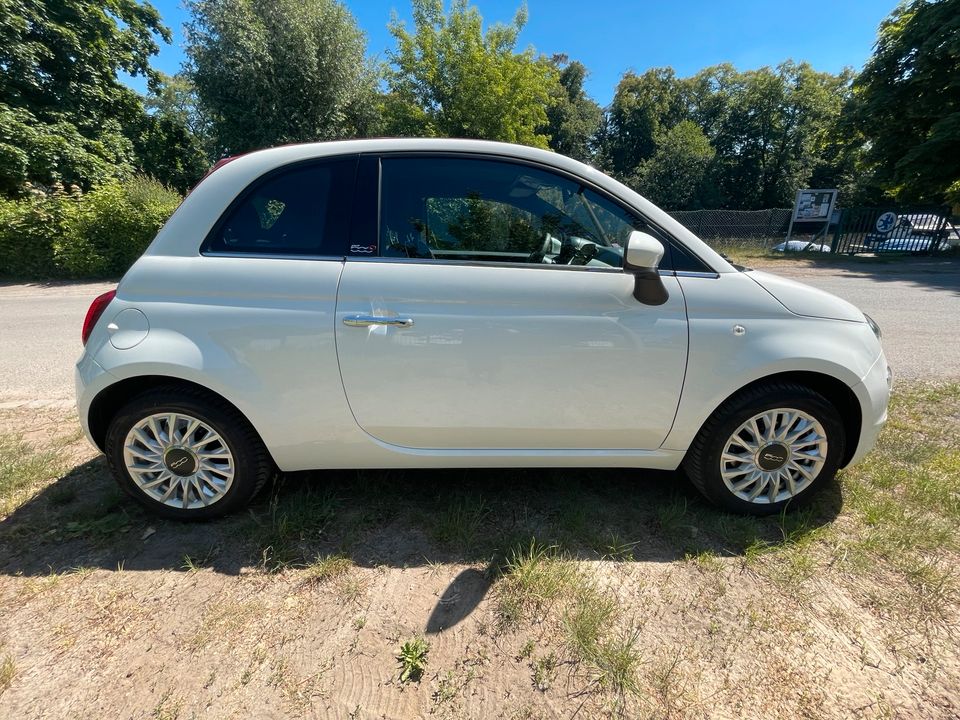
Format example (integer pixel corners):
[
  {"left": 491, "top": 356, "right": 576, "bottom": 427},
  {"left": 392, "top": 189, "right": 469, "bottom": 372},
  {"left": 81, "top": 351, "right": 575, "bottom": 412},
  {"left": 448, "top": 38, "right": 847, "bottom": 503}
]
[
  {"left": 379, "top": 157, "right": 638, "bottom": 269},
  {"left": 203, "top": 158, "right": 355, "bottom": 256}
]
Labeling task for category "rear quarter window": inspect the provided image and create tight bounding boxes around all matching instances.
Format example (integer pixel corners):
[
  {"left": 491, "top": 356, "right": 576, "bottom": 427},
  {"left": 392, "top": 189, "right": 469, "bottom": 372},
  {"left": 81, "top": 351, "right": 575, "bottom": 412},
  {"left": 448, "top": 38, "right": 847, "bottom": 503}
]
[{"left": 202, "top": 157, "right": 356, "bottom": 256}]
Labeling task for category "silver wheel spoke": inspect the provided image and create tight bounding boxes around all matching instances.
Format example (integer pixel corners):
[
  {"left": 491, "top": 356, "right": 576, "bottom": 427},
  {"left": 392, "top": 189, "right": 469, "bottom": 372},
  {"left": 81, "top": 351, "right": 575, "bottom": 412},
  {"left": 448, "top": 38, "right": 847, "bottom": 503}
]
[
  {"left": 767, "top": 474, "right": 779, "bottom": 503},
  {"left": 747, "top": 475, "right": 769, "bottom": 501},
  {"left": 782, "top": 469, "right": 797, "bottom": 495},
  {"left": 720, "top": 407, "right": 828, "bottom": 505},
  {"left": 731, "top": 470, "right": 761, "bottom": 493},
  {"left": 140, "top": 472, "right": 173, "bottom": 490},
  {"left": 123, "top": 412, "right": 234, "bottom": 511}
]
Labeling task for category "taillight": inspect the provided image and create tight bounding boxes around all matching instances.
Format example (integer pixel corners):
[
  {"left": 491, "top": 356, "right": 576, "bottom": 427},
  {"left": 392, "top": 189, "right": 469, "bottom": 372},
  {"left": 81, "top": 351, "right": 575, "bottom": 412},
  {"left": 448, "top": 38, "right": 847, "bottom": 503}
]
[{"left": 82, "top": 290, "right": 116, "bottom": 346}]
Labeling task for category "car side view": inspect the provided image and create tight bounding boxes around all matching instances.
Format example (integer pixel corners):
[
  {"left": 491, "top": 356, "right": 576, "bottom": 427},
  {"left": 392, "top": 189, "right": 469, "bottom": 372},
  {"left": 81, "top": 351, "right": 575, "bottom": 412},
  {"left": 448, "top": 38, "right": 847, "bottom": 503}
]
[{"left": 75, "top": 139, "right": 890, "bottom": 520}]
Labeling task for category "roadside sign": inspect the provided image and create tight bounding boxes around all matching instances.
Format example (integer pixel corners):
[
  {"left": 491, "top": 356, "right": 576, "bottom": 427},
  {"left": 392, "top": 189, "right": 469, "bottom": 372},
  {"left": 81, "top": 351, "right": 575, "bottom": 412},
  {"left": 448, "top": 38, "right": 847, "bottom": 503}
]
[
  {"left": 791, "top": 189, "right": 838, "bottom": 222},
  {"left": 786, "top": 188, "right": 839, "bottom": 243}
]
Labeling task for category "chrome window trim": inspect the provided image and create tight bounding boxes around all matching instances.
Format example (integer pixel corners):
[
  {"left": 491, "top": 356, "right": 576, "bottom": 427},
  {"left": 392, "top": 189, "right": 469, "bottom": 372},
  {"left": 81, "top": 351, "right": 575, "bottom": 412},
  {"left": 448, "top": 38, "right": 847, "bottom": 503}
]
[
  {"left": 201, "top": 251, "right": 346, "bottom": 262},
  {"left": 675, "top": 270, "right": 721, "bottom": 279},
  {"left": 345, "top": 255, "right": 623, "bottom": 274}
]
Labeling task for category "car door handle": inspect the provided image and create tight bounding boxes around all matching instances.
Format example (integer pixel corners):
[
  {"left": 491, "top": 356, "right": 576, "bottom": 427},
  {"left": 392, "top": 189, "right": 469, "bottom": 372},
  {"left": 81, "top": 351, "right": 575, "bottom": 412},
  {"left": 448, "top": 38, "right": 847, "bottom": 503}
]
[{"left": 343, "top": 314, "right": 415, "bottom": 328}]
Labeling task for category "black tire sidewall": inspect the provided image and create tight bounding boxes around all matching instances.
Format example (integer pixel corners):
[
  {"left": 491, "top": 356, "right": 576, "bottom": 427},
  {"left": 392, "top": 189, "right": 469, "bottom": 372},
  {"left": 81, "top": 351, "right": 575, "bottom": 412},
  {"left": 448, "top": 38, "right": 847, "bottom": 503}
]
[
  {"left": 105, "top": 393, "right": 263, "bottom": 520},
  {"left": 695, "top": 388, "right": 845, "bottom": 515}
]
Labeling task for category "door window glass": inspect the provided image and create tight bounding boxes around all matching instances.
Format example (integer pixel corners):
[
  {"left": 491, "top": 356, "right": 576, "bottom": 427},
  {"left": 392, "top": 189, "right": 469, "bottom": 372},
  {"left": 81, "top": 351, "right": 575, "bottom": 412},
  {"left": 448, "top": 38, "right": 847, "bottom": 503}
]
[
  {"left": 379, "top": 157, "right": 649, "bottom": 268},
  {"left": 203, "top": 158, "right": 355, "bottom": 256}
]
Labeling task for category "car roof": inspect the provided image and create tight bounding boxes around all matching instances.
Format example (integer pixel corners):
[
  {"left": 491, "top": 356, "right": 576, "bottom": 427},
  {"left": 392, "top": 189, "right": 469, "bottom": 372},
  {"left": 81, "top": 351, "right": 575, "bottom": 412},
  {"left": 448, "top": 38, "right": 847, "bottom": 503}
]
[{"left": 145, "top": 138, "right": 735, "bottom": 272}]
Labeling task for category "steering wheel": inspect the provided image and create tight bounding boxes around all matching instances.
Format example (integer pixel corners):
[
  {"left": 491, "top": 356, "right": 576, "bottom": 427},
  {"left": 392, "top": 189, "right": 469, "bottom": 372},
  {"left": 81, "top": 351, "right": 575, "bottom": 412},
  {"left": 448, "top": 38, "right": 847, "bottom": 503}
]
[{"left": 528, "top": 233, "right": 555, "bottom": 264}]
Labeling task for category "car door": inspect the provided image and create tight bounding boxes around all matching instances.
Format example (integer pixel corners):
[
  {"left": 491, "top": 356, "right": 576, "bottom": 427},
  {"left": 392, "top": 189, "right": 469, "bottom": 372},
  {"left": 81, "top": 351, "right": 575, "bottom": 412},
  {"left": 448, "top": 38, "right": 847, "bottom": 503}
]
[{"left": 334, "top": 154, "right": 688, "bottom": 451}]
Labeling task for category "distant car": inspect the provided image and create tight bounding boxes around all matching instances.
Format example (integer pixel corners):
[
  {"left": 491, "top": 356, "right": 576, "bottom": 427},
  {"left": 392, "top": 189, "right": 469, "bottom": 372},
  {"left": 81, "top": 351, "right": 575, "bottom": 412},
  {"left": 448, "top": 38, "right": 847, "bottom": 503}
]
[
  {"left": 874, "top": 235, "right": 955, "bottom": 253},
  {"left": 865, "top": 214, "right": 959, "bottom": 252},
  {"left": 75, "top": 139, "right": 890, "bottom": 520},
  {"left": 772, "top": 240, "right": 831, "bottom": 253}
]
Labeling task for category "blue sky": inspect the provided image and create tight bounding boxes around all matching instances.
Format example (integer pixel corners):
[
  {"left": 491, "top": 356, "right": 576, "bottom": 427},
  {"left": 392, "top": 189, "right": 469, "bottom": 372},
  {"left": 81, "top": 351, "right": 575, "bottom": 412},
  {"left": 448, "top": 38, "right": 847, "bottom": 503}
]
[{"left": 126, "top": 0, "right": 896, "bottom": 105}]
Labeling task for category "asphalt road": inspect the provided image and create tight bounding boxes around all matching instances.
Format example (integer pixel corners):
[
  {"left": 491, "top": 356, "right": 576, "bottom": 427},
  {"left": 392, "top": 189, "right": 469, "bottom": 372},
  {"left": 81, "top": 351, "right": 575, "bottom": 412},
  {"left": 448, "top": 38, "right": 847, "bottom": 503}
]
[{"left": 1, "top": 263, "right": 957, "bottom": 408}]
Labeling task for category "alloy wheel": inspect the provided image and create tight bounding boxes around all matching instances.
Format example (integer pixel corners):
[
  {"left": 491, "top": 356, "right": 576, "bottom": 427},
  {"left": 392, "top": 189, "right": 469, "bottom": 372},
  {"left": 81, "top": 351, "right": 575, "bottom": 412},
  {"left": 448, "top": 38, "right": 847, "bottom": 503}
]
[
  {"left": 122, "top": 412, "right": 235, "bottom": 510},
  {"left": 719, "top": 408, "right": 828, "bottom": 505}
]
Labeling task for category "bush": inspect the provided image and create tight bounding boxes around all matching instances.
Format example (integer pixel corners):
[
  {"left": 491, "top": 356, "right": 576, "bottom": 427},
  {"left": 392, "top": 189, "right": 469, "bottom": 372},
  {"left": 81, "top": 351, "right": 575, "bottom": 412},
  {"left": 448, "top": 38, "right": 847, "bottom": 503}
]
[
  {"left": 0, "top": 177, "right": 181, "bottom": 279},
  {"left": 0, "top": 184, "right": 80, "bottom": 278}
]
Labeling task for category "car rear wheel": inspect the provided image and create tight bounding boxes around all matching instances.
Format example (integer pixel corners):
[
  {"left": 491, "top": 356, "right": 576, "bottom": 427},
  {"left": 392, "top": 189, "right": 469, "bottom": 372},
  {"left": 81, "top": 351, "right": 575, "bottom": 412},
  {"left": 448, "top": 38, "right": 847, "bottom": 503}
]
[
  {"left": 683, "top": 382, "right": 845, "bottom": 515},
  {"left": 105, "top": 386, "right": 273, "bottom": 519}
]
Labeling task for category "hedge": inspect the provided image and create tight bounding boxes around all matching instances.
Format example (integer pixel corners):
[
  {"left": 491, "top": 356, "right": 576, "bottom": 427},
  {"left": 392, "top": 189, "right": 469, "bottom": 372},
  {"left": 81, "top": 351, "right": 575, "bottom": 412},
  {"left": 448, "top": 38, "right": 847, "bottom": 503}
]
[{"left": 0, "top": 177, "right": 182, "bottom": 279}]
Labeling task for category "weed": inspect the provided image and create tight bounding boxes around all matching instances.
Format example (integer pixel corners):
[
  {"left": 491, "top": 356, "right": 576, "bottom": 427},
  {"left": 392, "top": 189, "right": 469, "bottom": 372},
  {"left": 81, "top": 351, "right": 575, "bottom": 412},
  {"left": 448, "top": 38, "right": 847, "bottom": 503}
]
[
  {"left": 433, "top": 670, "right": 459, "bottom": 704},
  {"left": 398, "top": 636, "right": 429, "bottom": 683},
  {"left": 517, "top": 638, "right": 535, "bottom": 660},
  {"left": 532, "top": 652, "right": 557, "bottom": 691}
]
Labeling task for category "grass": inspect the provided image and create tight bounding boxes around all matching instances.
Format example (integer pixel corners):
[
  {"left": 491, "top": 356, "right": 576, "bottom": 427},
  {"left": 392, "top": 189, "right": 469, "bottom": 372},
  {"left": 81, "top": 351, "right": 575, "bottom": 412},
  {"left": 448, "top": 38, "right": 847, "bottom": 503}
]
[
  {"left": 250, "top": 487, "right": 339, "bottom": 571},
  {"left": 187, "top": 600, "right": 266, "bottom": 653},
  {"left": 496, "top": 541, "right": 574, "bottom": 629},
  {"left": 0, "top": 651, "right": 14, "bottom": 697},
  {"left": 299, "top": 554, "right": 353, "bottom": 586},
  {"left": 1, "top": 383, "right": 959, "bottom": 717},
  {"left": 429, "top": 494, "right": 488, "bottom": 553},
  {"left": 0, "top": 434, "right": 67, "bottom": 517},
  {"left": 563, "top": 585, "right": 644, "bottom": 712}
]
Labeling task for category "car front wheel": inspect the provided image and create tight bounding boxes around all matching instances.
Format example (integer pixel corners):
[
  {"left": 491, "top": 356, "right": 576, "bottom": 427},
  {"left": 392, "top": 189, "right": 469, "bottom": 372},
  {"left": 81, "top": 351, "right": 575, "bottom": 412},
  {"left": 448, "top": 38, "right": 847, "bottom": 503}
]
[
  {"left": 684, "top": 382, "right": 846, "bottom": 515},
  {"left": 105, "top": 386, "right": 273, "bottom": 520}
]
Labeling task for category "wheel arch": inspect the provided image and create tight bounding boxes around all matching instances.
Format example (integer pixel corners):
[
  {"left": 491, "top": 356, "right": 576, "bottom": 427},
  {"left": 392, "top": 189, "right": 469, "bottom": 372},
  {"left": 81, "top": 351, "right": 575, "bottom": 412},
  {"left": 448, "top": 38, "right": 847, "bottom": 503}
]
[
  {"left": 687, "top": 370, "right": 862, "bottom": 468},
  {"left": 86, "top": 375, "right": 272, "bottom": 461}
]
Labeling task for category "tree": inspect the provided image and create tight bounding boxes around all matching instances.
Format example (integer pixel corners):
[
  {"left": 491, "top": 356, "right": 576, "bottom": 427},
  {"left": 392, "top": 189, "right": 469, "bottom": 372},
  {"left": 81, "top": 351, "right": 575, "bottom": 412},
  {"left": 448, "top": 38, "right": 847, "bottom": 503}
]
[
  {"left": 0, "top": 0, "right": 168, "bottom": 194},
  {"left": 385, "top": 0, "right": 557, "bottom": 148},
  {"left": 705, "top": 62, "right": 851, "bottom": 208},
  {"left": 852, "top": 0, "right": 960, "bottom": 203},
  {"left": 127, "top": 72, "right": 210, "bottom": 192},
  {"left": 185, "top": 0, "right": 379, "bottom": 155},
  {"left": 543, "top": 56, "right": 602, "bottom": 163},
  {"left": 635, "top": 121, "right": 715, "bottom": 209},
  {"left": 602, "top": 68, "right": 686, "bottom": 178},
  {"left": 144, "top": 72, "right": 209, "bottom": 144}
]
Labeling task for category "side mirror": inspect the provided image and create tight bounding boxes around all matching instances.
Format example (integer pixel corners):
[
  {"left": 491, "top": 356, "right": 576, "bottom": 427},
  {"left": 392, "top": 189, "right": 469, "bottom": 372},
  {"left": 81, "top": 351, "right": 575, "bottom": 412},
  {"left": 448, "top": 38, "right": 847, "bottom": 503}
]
[
  {"left": 624, "top": 231, "right": 664, "bottom": 270},
  {"left": 624, "top": 231, "right": 669, "bottom": 306}
]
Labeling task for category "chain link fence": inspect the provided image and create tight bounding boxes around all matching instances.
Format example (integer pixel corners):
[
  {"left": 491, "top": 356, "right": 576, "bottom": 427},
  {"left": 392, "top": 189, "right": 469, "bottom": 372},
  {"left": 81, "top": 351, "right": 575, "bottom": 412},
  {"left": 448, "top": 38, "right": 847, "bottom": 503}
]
[{"left": 667, "top": 208, "right": 793, "bottom": 248}]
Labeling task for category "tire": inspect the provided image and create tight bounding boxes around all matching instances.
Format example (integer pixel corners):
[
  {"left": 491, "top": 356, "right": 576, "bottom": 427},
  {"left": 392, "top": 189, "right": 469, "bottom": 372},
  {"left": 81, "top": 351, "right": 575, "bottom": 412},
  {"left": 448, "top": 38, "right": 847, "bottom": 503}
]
[
  {"left": 105, "top": 385, "right": 273, "bottom": 520},
  {"left": 683, "top": 382, "right": 845, "bottom": 516}
]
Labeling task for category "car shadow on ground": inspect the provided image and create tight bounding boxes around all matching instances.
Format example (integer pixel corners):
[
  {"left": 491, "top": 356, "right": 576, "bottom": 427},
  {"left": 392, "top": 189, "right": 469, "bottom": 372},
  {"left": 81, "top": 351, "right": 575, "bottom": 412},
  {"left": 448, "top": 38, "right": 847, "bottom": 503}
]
[
  {"left": 0, "top": 456, "right": 843, "bottom": 629},
  {"left": 0, "top": 455, "right": 844, "bottom": 575}
]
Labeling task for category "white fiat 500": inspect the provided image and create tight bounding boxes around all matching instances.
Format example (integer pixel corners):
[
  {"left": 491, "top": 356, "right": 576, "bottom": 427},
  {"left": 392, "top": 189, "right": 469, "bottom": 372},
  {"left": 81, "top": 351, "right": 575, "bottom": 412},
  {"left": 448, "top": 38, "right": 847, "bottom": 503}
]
[{"left": 76, "top": 139, "right": 890, "bottom": 520}]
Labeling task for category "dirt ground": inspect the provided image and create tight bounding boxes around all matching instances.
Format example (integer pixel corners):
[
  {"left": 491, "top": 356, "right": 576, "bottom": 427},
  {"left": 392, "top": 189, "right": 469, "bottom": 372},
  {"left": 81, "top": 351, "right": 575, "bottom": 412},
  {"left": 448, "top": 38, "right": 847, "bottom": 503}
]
[{"left": 1, "top": 385, "right": 959, "bottom": 719}]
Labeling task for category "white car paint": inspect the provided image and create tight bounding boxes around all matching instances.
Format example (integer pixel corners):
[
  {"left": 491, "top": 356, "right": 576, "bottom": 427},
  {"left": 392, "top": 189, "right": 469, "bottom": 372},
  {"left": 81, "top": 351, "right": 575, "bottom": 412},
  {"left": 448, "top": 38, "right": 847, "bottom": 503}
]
[{"left": 75, "top": 138, "right": 889, "bottom": 481}]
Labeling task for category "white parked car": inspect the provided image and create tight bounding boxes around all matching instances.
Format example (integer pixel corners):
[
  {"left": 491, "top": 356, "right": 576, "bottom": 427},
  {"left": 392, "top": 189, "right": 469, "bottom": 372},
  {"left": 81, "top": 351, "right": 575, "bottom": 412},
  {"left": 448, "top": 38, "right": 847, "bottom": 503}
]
[
  {"left": 771, "top": 240, "right": 831, "bottom": 253},
  {"left": 75, "top": 139, "right": 890, "bottom": 520}
]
